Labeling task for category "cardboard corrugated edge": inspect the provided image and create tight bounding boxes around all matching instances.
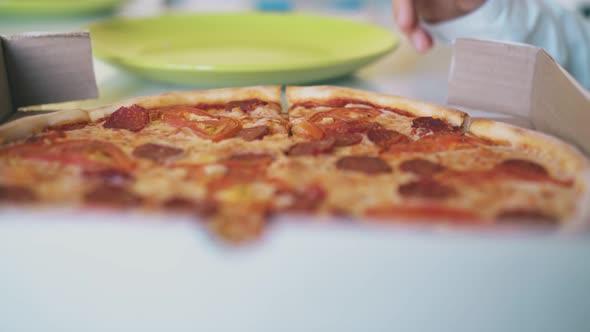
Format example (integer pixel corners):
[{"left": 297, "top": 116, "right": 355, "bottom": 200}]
[{"left": 448, "top": 38, "right": 590, "bottom": 228}]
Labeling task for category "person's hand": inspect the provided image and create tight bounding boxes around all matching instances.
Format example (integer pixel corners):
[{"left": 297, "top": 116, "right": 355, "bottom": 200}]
[{"left": 393, "top": 0, "right": 486, "bottom": 53}]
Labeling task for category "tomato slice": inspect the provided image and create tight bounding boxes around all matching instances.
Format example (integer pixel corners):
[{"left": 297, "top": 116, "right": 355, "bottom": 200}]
[
  {"left": 302, "top": 107, "right": 382, "bottom": 138},
  {"left": 294, "top": 121, "right": 325, "bottom": 140},
  {"left": 161, "top": 106, "right": 242, "bottom": 142},
  {"left": 3, "top": 139, "right": 134, "bottom": 171}
]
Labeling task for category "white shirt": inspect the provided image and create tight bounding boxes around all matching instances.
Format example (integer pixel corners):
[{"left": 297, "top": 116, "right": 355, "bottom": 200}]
[{"left": 424, "top": 0, "right": 590, "bottom": 89}]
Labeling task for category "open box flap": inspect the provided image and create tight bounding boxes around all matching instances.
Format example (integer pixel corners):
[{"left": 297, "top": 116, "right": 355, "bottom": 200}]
[
  {"left": 448, "top": 38, "right": 590, "bottom": 155},
  {"left": 0, "top": 31, "right": 98, "bottom": 123},
  {"left": 0, "top": 39, "right": 13, "bottom": 122}
]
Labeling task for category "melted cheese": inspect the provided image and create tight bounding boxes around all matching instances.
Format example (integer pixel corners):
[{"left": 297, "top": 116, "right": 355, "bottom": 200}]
[{"left": 0, "top": 100, "right": 583, "bottom": 232}]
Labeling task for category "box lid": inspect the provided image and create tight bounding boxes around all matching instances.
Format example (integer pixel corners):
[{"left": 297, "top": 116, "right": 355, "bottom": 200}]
[
  {"left": 448, "top": 38, "right": 590, "bottom": 155},
  {"left": 0, "top": 31, "right": 98, "bottom": 123}
]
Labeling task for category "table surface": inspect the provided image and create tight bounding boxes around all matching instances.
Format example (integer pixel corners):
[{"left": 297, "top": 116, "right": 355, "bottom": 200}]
[{"left": 1, "top": 6, "right": 590, "bottom": 332}]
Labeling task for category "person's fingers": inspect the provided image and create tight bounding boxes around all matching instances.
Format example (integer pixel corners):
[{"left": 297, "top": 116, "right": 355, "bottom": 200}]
[
  {"left": 393, "top": 0, "right": 418, "bottom": 33},
  {"left": 410, "top": 28, "right": 433, "bottom": 53},
  {"left": 392, "top": 0, "right": 434, "bottom": 53}
]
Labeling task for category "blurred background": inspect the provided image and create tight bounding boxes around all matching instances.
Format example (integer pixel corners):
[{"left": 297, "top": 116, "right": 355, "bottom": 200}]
[
  {"left": 0, "top": 0, "right": 398, "bottom": 33},
  {"left": 0, "top": 0, "right": 588, "bottom": 109},
  {"left": 1, "top": 2, "right": 590, "bottom": 332},
  {"left": 0, "top": 0, "right": 587, "bottom": 33}
]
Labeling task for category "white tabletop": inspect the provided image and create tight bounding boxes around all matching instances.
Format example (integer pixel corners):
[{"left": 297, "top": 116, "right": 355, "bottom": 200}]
[{"left": 1, "top": 5, "right": 589, "bottom": 332}]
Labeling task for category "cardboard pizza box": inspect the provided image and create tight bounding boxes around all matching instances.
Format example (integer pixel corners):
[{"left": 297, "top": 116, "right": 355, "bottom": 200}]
[
  {"left": 447, "top": 38, "right": 590, "bottom": 156},
  {"left": 0, "top": 31, "right": 98, "bottom": 123}
]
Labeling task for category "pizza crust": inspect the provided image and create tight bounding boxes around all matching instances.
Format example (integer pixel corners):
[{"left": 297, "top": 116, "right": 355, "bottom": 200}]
[
  {"left": 468, "top": 118, "right": 589, "bottom": 174},
  {"left": 0, "top": 109, "right": 89, "bottom": 144},
  {"left": 87, "top": 85, "right": 283, "bottom": 121},
  {"left": 286, "top": 85, "right": 469, "bottom": 128},
  {"left": 468, "top": 118, "right": 590, "bottom": 225}
]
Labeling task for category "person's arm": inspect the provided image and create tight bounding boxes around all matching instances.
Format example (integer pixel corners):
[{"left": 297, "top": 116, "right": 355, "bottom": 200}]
[{"left": 394, "top": 0, "right": 590, "bottom": 89}]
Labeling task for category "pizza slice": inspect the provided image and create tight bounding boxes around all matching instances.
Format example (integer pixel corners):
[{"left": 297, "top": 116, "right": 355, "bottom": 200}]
[
  {"left": 284, "top": 86, "right": 589, "bottom": 227},
  {"left": 0, "top": 87, "right": 284, "bottom": 222}
]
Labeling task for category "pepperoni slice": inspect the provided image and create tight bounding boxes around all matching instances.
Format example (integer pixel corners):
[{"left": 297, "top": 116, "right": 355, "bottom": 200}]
[
  {"left": 495, "top": 208, "right": 558, "bottom": 226},
  {"left": 497, "top": 159, "right": 548, "bottom": 176},
  {"left": 444, "top": 168, "right": 572, "bottom": 187},
  {"left": 132, "top": 143, "right": 183, "bottom": 163},
  {"left": 398, "top": 179, "right": 456, "bottom": 199},
  {"left": 399, "top": 158, "right": 445, "bottom": 177},
  {"left": 82, "top": 168, "right": 134, "bottom": 186},
  {"left": 366, "top": 204, "right": 479, "bottom": 223},
  {"left": 444, "top": 158, "right": 564, "bottom": 186},
  {"left": 103, "top": 104, "right": 149, "bottom": 132},
  {"left": 236, "top": 125, "right": 270, "bottom": 141},
  {"left": 161, "top": 106, "right": 242, "bottom": 142},
  {"left": 0, "top": 184, "right": 36, "bottom": 203},
  {"left": 367, "top": 128, "right": 411, "bottom": 148},
  {"left": 411, "top": 117, "right": 458, "bottom": 134},
  {"left": 226, "top": 153, "right": 275, "bottom": 165},
  {"left": 225, "top": 99, "right": 268, "bottom": 112},
  {"left": 331, "top": 133, "right": 363, "bottom": 147},
  {"left": 336, "top": 156, "right": 392, "bottom": 174},
  {"left": 162, "top": 197, "right": 218, "bottom": 217},
  {"left": 287, "top": 138, "right": 335, "bottom": 156},
  {"left": 84, "top": 185, "right": 143, "bottom": 207}
]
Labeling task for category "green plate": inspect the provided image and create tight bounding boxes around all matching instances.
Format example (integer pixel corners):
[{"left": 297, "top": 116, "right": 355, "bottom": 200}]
[
  {"left": 87, "top": 13, "right": 398, "bottom": 87},
  {"left": 0, "top": 0, "right": 125, "bottom": 15}
]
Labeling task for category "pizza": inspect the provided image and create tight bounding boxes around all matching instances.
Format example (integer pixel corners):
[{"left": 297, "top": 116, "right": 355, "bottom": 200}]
[{"left": 1, "top": 85, "right": 588, "bottom": 243}]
